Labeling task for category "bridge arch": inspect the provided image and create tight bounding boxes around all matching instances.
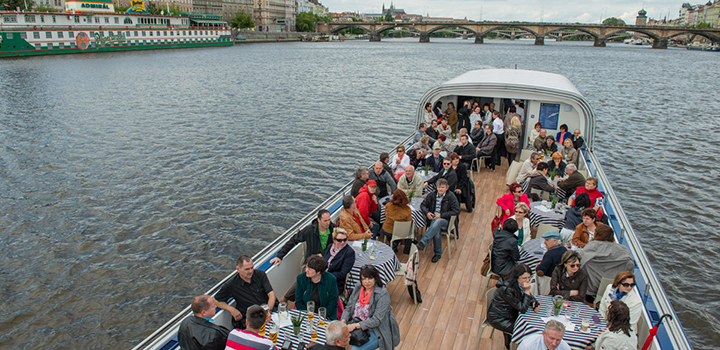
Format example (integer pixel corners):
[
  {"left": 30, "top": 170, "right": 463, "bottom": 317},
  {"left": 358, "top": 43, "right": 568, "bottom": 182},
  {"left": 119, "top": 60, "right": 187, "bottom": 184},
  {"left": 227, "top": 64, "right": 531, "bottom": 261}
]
[
  {"left": 605, "top": 29, "right": 660, "bottom": 41},
  {"left": 328, "top": 24, "right": 370, "bottom": 34},
  {"left": 479, "top": 25, "right": 539, "bottom": 39},
  {"left": 425, "top": 25, "right": 479, "bottom": 37},
  {"left": 545, "top": 26, "right": 600, "bottom": 39},
  {"left": 666, "top": 30, "right": 720, "bottom": 43}
]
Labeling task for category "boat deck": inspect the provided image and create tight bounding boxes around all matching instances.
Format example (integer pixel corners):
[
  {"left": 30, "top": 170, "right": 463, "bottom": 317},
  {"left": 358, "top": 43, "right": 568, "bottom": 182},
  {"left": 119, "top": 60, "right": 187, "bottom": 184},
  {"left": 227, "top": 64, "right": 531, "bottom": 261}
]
[{"left": 386, "top": 162, "right": 510, "bottom": 350}]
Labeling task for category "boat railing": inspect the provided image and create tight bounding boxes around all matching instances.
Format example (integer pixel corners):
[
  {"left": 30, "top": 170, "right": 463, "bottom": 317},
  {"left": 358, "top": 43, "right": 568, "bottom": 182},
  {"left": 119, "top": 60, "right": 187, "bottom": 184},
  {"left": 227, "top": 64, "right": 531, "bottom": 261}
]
[
  {"left": 132, "top": 133, "right": 414, "bottom": 350},
  {"left": 581, "top": 149, "right": 692, "bottom": 350}
]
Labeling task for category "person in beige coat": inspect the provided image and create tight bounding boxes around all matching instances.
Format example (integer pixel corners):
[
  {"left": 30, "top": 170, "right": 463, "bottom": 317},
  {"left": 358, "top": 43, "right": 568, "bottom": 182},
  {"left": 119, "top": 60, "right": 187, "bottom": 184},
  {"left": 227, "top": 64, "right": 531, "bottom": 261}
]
[{"left": 337, "top": 196, "right": 372, "bottom": 241}]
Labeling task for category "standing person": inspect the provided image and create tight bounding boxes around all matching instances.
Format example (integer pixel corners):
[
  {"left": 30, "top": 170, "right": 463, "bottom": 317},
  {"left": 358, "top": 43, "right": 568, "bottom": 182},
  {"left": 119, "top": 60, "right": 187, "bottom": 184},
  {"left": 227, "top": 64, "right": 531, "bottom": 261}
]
[
  {"left": 271, "top": 210, "right": 337, "bottom": 265},
  {"left": 469, "top": 106, "right": 483, "bottom": 127},
  {"left": 295, "top": 255, "right": 339, "bottom": 320},
  {"left": 417, "top": 179, "right": 460, "bottom": 263},
  {"left": 492, "top": 111, "right": 505, "bottom": 166},
  {"left": 450, "top": 152, "right": 473, "bottom": 213},
  {"left": 487, "top": 264, "right": 539, "bottom": 349},
  {"left": 504, "top": 106, "right": 521, "bottom": 133},
  {"left": 225, "top": 305, "right": 276, "bottom": 350},
  {"left": 178, "top": 295, "right": 230, "bottom": 350},
  {"left": 476, "top": 124, "right": 497, "bottom": 170},
  {"left": 505, "top": 116, "right": 522, "bottom": 165},
  {"left": 433, "top": 101, "right": 444, "bottom": 120},
  {"left": 216, "top": 256, "right": 277, "bottom": 330},
  {"left": 457, "top": 99, "right": 472, "bottom": 133},
  {"left": 549, "top": 250, "right": 588, "bottom": 302},
  {"left": 341, "top": 266, "right": 401, "bottom": 350},
  {"left": 444, "top": 102, "right": 458, "bottom": 135},
  {"left": 422, "top": 102, "right": 435, "bottom": 124}
]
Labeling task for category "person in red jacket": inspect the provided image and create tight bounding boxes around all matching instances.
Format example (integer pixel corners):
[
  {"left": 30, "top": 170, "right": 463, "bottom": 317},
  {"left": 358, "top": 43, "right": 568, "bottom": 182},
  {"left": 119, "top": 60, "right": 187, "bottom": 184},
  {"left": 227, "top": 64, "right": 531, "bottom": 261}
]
[
  {"left": 355, "top": 180, "right": 381, "bottom": 238},
  {"left": 496, "top": 183, "right": 531, "bottom": 224}
]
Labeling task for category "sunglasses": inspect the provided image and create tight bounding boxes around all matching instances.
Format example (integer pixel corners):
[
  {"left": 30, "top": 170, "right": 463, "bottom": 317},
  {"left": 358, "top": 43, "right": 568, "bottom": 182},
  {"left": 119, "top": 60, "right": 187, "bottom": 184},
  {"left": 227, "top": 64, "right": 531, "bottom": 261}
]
[
  {"left": 515, "top": 210, "right": 526, "bottom": 214},
  {"left": 443, "top": 162, "right": 451, "bottom": 165},
  {"left": 513, "top": 190, "right": 522, "bottom": 193},
  {"left": 334, "top": 238, "right": 347, "bottom": 242},
  {"left": 620, "top": 282, "right": 636, "bottom": 288},
  {"left": 568, "top": 263, "right": 580, "bottom": 268}
]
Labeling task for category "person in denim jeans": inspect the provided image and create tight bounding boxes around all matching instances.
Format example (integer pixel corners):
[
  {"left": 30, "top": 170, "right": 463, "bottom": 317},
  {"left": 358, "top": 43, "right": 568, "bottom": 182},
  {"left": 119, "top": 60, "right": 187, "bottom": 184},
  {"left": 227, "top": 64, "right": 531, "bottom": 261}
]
[{"left": 416, "top": 178, "right": 460, "bottom": 263}]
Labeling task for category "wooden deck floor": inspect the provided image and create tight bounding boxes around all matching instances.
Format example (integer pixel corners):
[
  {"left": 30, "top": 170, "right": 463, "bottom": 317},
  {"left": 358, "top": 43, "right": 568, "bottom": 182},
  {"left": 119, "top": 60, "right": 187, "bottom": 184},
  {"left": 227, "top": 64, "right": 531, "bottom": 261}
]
[{"left": 386, "top": 162, "right": 511, "bottom": 350}]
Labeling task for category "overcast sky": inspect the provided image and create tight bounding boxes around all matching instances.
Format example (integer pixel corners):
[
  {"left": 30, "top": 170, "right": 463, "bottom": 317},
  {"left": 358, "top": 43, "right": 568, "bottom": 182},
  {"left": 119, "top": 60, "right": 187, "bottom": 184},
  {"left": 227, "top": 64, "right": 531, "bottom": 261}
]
[{"left": 321, "top": 0, "right": 684, "bottom": 23}]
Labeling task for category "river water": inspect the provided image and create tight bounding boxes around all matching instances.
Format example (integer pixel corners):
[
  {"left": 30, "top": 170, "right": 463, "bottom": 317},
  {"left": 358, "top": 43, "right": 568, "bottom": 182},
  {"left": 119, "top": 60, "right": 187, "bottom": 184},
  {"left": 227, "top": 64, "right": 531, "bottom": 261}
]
[{"left": 0, "top": 38, "right": 718, "bottom": 350}]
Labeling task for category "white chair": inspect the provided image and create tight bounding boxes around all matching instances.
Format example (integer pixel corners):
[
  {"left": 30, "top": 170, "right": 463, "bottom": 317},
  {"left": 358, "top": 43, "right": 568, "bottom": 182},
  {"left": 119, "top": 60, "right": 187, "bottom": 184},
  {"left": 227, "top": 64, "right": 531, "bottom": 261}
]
[
  {"left": 505, "top": 161, "right": 523, "bottom": 187},
  {"left": 636, "top": 314, "right": 654, "bottom": 350},
  {"left": 471, "top": 155, "right": 491, "bottom": 176},
  {"left": 594, "top": 277, "right": 615, "bottom": 308},
  {"left": 390, "top": 221, "right": 415, "bottom": 255},
  {"left": 520, "top": 149, "right": 534, "bottom": 162},
  {"left": 578, "top": 169, "right": 589, "bottom": 179},
  {"left": 400, "top": 244, "right": 421, "bottom": 305},
  {"left": 396, "top": 242, "right": 418, "bottom": 276},
  {"left": 473, "top": 287, "right": 498, "bottom": 350},
  {"left": 479, "top": 243, "right": 500, "bottom": 298},
  {"left": 440, "top": 216, "right": 458, "bottom": 259},
  {"left": 536, "top": 223, "right": 557, "bottom": 239}
]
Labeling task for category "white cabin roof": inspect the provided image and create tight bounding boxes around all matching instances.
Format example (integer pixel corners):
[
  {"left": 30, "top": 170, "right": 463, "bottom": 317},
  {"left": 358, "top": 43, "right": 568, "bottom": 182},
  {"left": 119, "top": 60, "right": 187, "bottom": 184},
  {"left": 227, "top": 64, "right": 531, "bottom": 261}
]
[{"left": 442, "top": 69, "right": 582, "bottom": 96}]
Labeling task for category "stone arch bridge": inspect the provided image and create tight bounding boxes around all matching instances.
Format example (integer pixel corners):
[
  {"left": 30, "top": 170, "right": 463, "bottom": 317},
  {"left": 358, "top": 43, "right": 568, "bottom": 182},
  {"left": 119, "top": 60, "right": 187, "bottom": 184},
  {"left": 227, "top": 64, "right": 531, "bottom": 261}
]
[{"left": 316, "top": 21, "right": 720, "bottom": 48}]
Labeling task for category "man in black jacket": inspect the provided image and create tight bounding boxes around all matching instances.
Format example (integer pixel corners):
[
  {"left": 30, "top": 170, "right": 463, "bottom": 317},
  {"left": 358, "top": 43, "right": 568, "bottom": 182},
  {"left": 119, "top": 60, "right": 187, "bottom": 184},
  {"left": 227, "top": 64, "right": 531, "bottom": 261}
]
[
  {"left": 454, "top": 135, "right": 476, "bottom": 170},
  {"left": 178, "top": 295, "right": 230, "bottom": 350},
  {"left": 417, "top": 179, "right": 460, "bottom": 263},
  {"left": 491, "top": 219, "right": 520, "bottom": 275},
  {"left": 270, "top": 210, "right": 336, "bottom": 266},
  {"left": 424, "top": 157, "right": 458, "bottom": 192}
]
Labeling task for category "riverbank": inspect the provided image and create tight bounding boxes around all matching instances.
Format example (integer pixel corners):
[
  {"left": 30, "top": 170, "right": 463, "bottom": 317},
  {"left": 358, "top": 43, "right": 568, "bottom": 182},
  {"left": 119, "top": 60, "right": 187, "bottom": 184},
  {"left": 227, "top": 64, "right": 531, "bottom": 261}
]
[{"left": 234, "top": 31, "right": 366, "bottom": 43}]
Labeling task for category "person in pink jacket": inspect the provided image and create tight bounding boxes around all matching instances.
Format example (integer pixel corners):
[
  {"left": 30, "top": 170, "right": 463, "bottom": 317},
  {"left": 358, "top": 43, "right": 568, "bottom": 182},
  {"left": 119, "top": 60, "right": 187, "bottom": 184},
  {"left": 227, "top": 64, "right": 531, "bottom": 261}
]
[{"left": 496, "top": 183, "right": 530, "bottom": 223}]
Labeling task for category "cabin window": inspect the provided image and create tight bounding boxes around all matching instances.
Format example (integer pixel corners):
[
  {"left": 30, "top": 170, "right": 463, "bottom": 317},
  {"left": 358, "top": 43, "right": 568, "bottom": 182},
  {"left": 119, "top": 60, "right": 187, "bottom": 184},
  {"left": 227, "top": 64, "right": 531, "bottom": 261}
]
[
  {"left": 33, "top": 32, "right": 40, "bottom": 39},
  {"left": 20, "top": 32, "right": 27, "bottom": 39},
  {"left": 6, "top": 33, "right": 13, "bottom": 39},
  {"left": 183, "top": 31, "right": 186, "bottom": 35},
  {"left": 114, "top": 17, "right": 119, "bottom": 24},
  {"left": 134, "top": 31, "right": 138, "bottom": 36},
  {"left": 40, "top": 15, "right": 45, "bottom": 23},
  {"left": 149, "top": 31, "right": 153, "bottom": 36},
  {"left": 74, "top": 16, "right": 80, "bottom": 23},
  {"left": 142, "top": 31, "right": 146, "bottom": 36},
  {"left": 95, "top": 17, "right": 100, "bottom": 23},
  {"left": 2, "top": 15, "right": 18, "bottom": 23},
  {"left": 156, "top": 31, "right": 160, "bottom": 36},
  {"left": 57, "top": 32, "right": 63, "bottom": 38},
  {"left": 169, "top": 31, "right": 173, "bottom": 36},
  {"left": 35, "top": 43, "right": 41, "bottom": 50},
  {"left": 124, "top": 17, "right": 132, "bottom": 24},
  {"left": 52, "top": 16, "right": 56, "bottom": 23},
  {"left": 69, "top": 31, "right": 74, "bottom": 38},
  {"left": 126, "top": 31, "right": 130, "bottom": 37},
  {"left": 89, "top": 31, "right": 94, "bottom": 37},
  {"left": 25, "top": 15, "right": 36, "bottom": 23},
  {"left": 163, "top": 31, "right": 167, "bottom": 36},
  {"left": 104, "top": 17, "right": 109, "bottom": 24},
  {"left": 108, "top": 31, "right": 113, "bottom": 36}
]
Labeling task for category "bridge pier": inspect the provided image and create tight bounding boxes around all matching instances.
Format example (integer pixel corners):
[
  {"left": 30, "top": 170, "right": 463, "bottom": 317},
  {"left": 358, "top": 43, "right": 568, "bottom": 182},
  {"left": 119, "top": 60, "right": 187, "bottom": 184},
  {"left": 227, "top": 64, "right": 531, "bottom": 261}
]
[
  {"left": 474, "top": 36, "right": 484, "bottom": 44},
  {"left": 556, "top": 34, "right": 563, "bottom": 42},
  {"left": 652, "top": 37, "right": 668, "bottom": 49},
  {"left": 369, "top": 33, "right": 381, "bottom": 42},
  {"left": 593, "top": 37, "right": 606, "bottom": 47},
  {"left": 534, "top": 36, "right": 544, "bottom": 45},
  {"left": 419, "top": 33, "right": 430, "bottom": 43},
  {"left": 462, "top": 33, "right": 468, "bottom": 40}
]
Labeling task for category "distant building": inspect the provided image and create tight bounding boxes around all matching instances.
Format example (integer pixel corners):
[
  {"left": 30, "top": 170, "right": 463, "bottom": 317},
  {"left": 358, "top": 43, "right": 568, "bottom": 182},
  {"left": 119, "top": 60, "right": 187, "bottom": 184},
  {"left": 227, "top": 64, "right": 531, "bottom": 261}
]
[
  {"left": 395, "top": 13, "right": 422, "bottom": 22},
  {"left": 297, "top": 0, "right": 311, "bottom": 14},
  {"left": 254, "top": 0, "right": 287, "bottom": 32},
  {"left": 363, "top": 13, "right": 384, "bottom": 21},
  {"left": 193, "top": 0, "right": 222, "bottom": 16},
  {"left": 424, "top": 16, "right": 453, "bottom": 22},
  {"left": 222, "top": 0, "right": 253, "bottom": 22},
  {"left": 679, "top": 1, "right": 720, "bottom": 26},
  {"left": 635, "top": 8, "right": 647, "bottom": 26},
  {"left": 330, "top": 12, "right": 360, "bottom": 22}
]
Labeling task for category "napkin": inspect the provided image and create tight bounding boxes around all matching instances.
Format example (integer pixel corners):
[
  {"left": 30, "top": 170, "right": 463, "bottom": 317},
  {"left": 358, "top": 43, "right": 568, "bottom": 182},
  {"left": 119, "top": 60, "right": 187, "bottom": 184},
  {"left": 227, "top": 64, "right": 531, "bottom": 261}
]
[
  {"left": 541, "top": 315, "right": 569, "bottom": 326},
  {"left": 271, "top": 312, "right": 293, "bottom": 328}
]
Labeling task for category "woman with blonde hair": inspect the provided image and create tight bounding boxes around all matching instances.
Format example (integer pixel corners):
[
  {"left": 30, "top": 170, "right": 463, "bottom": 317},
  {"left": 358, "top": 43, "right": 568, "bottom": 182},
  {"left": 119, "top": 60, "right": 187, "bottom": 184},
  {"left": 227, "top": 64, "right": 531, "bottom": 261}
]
[
  {"left": 561, "top": 138, "right": 578, "bottom": 166},
  {"left": 505, "top": 116, "right": 522, "bottom": 165},
  {"left": 508, "top": 202, "right": 531, "bottom": 246}
]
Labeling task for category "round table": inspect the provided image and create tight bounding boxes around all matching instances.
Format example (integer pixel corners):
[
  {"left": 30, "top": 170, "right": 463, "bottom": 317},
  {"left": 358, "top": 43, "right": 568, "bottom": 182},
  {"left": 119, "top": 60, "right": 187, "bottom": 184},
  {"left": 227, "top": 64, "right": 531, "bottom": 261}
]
[
  {"left": 266, "top": 309, "right": 327, "bottom": 350},
  {"left": 512, "top": 295, "right": 607, "bottom": 349},
  {"left": 379, "top": 196, "right": 426, "bottom": 228},
  {"left": 518, "top": 238, "right": 545, "bottom": 271},
  {"left": 345, "top": 240, "right": 400, "bottom": 290},
  {"left": 527, "top": 201, "right": 566, "bottom": 229}
]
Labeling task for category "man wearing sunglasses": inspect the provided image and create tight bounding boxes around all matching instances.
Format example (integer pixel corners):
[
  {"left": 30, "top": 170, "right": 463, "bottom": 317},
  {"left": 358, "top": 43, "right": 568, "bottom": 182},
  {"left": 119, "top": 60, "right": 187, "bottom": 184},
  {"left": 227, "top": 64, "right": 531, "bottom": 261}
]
[
  {"left": 424, "top": 157, "right": 458, "bottom": 193},
  {"left": 417, "top": 179, "right": 460, "bottom": 263}
]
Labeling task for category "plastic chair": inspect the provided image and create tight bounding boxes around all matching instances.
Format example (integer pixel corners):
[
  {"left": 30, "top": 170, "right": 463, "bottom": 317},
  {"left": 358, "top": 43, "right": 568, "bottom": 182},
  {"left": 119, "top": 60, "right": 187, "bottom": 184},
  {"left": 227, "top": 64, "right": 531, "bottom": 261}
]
[
  {"left": 594, "top": 277, "right": 615, "bottom": 309},
  {"left": 636, "top": 314, "right": 653, "bottom": 350},
  {"left": 471, "top": 155, "right": 491, "bottom": 176},
  {"left": 578, "top": 169, "right": 589, "bottom": 179},
  {"left": 473, "top": 287, "right": 498, "bottom": 350},
  {"left": 520, "top": 149, "right": 534, "bottom": 162},
  {"left": 440, "top": 216, "right": 458, "bottom": 259},
  {"left": 399, "top": 244, "right": 420, "bottom": 304},
  {"left": 536, "top": 223, "right": 556, "bottom": 239},
  {"left": 390, "top": 221, "right": 415, "bottom": 256},
  {"left": 479, "top": 243, "right": 500, "bottom": 298},
  {"left": 505, "top": 161, "right": 523, "bottom": 186},
  {"left": 530, "top": 188, "right": 550, "bottom": 201}
]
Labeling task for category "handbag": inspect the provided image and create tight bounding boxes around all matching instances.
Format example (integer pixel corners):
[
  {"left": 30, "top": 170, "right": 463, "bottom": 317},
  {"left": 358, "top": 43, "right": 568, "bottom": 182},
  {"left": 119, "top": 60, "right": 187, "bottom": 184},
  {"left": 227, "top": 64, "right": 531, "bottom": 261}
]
[
  {"left": 480, "top": 243, "right": 492, "bottom": 276},
  {"left": 348, "top": 318, "right": 370, "bottom": 346},
  {"left": 491, "top": 214, "right": 502, "bottom": 231}
]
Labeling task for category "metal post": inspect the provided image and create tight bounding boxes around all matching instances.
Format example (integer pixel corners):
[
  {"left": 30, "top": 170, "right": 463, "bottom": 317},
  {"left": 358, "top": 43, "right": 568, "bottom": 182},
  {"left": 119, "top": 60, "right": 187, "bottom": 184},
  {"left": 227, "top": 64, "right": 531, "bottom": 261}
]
[{"left": 620, "top": 228, "right": 625, "bottom": 243}]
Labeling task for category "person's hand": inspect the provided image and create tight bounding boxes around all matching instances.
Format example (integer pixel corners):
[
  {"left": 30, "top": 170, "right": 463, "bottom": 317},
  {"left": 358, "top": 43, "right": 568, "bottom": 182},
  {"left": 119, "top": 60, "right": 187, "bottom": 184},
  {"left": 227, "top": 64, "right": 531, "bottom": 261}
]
[
  {"left": 570, "top": 290, "right": 579, "bottom": 297},
  {"left": 399, "top": 185, "right": 406, "bottom": 190},
  {"left": 522, "top": 281, "right": 532, "bottom": 291},
  {"left": 557, "top": 178, "right": 564, "bottom": 183},
  {"left": 230, "top": 307, "right": 242, "bottom": 321},
  {"left": 427, "top": 212, "right": 434, "bottom": 220},
  {"left": 505, "top": 209, "right": 511, "bottom": 216},
  {"left": 270, "top": 257, "right": 282, "bottom": 266},
  {"left": 454, "top": 189, "right": 461, "bottom": 195},
  {"left": 396, "top": 158, "right": 401, "bottom": 164},
  {"left": 424, "top": 182, "right": 428, "bottom": 188},
  {"left": 369, "top": 221, "right": 375, "bottom": 228},
  {"left": 365, "top": 231, "right": 372, "bottom": 239}
]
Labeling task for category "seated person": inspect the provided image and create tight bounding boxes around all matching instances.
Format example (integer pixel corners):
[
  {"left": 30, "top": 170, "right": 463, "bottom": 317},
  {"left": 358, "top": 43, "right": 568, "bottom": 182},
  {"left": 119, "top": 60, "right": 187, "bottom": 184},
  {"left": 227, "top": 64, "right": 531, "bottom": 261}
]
[
  {"left": 381, "top": 189, "right": 412, "bottom": 253},
  {"left": 589, "top": 300, "right": 638, "bottom": 350},
  {"left": 178, "top": 295, "right": 230, "bottom": 350},
  {"left": 488, "top": 264, "right": 539, "bottom": 349},
  {"left": 341, "top": 266, "right": 401, "bottom": 350},
  {"left": 541, "top": 135, "right": 558, "bottom": 154},
  {"left": 598, "top": 271, "right": 643, "bottom": 332},
  {"left": 524, "top": 162, "right": 556, "bottom": 195},
  {"left": 426, "top": 119, "right": 440, "bottom": 141},
  {"left": 450, "top": 152, "right": 473, "bottom": 212},
  {"left": 368, "top": 161, "right": 396, "bottom": 198},
  {"left": 424, "top": 157, "right": 457, "bottom": 193},
  {"left": 416, "top": 179, "right": 459, "bottom": 263},
  {"left": 559, "top": 192, "right": 591, "bottom": 240},
  {"left": 496, "top": 182, "right": 530, "bottom": 224},
  {"left": 308, "top": 321, "right": 350, "bottom": 350},
  {"left": 580, "top": 225, "right": 635, "bottom": 301},
  {"left": 475, "top": 124, "right": 497, "bottom": 170},
  {"left": 547, "top": 152, "right": 566, "bottom": 177},
  {"left": 413, "top": 123, "right": 430, "bottom": 143},
  {"left": 397, "top": 165, "right": 424, "bottom": 198},
  {"left": 225, "top": 305, "right": 275, "bottom": 350},
  {"left": 457, "top": 127, "right": 473, "bottom": 146},
  {"left": 516, "top": 152, "right": 541, "bottom": 184},
  {"left": 572, "top": 208, "right": 607, "bottom": 248},
  {"left": 426, "top": 144, "right": 444, "bottom": 173},
  {"left": 215, "top": 256, "right": 277, "bottom": 330},
  {"left": 389, "top": 145, "right": 410, "bottom": 176},
  {"left": 296, "top": 255, "right": 338, "bottom": 320},
  {"left": 438, "top": 117, "right": 452, "bottom": 139},
  {"left": 569, "top": 177, "right": 605, "bottom": 221},
  {"left": 549, "top": 250, "right": 588, "bottom": 302},
  {"left": 491, "top": 219, "right": 521, "bottom": 275},
  {"left": 517, "top": 320, "right": 570, "bottom": 350},
  {"left": 407, "top": 148, "right": 427, "bottom": 169},
  {"left": 561, "top": 138, "right": 579, "bottom": 166},
  {"left": 338, "top": 195, "right": 372, "bottom": 241},
  {"left": 508, "top": 202, "right": 531, "bottom": 247},
  {"left": 271, "top": 210, "right": 336, "bottom": 265},
  {"left": 322, "top": 228, "right": 356, "bottom": 294},
  {"left": 409, "top": 134, "right": 432, "bottom": 154},
  {"left": 555, "top": 123, "right": 572, "bottom": 145},
  {"left": 378, "top": 153, "right": 394, "bottom": 179},
  {"left": 572, "top": 128, "right": 585, "bottom": 150},
  {"left": 470, "top": 121, "right": 484, "bottom": 146},
  {"left": 355, "top": 180, "right": 381, "bottom": 238},
  {"left": 351, "top": 167, "right": 369, "bottom": 198},
  {"left": 533, "top": 129, "right": 548, "bottom": 151},
  {"left": 453, "top": 135, "right": 476, "bottom": 170},
  {"left": 536, "top": 231, "right": 567, "bottom": 278},
  {"left": 434, "top": 134, "right": 451, "bottom": 154},
  {"left": 557, "top": 164, "right": 585, "bottom": 196},
  {"left": 528, "top": 122, "right": 542, "bottom": 147}
]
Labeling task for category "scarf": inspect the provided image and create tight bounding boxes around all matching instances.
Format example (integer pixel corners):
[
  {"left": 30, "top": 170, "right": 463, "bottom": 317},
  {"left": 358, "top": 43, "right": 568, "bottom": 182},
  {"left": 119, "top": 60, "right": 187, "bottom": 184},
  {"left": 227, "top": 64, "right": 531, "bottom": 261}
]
[
  {"left": 352, "top": 212, "right": 364, "bottom": 229},
  {"left": 326, "top": 244, "right": 342, "bottom": 266},
  {"left": 610, "top": 286, "right": 627, "bottom": 301},
  {"left": 359, "top": 286, "right": 373, "bottom": 305}
]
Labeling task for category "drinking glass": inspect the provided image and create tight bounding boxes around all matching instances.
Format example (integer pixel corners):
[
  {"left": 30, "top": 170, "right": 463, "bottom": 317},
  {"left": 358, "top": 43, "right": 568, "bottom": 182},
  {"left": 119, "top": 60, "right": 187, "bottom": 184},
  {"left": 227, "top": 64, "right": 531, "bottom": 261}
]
[
  {"left": 310, "top": 322, "right": 318, "bottom": 341},
  {"left": 581, "top": 318, "right": 591, "bottom": 332},
  {"left": 318, "top": 307, "right": 327, "bottom": 328},
  {"left": 307, "top": 301, "right": 315, "bottom": 314},
  {"left": 269, "top": 324, "right": 278, "bottom": 344},
  {"left": 279, "top": 302, "right": 287, "bottom": 320}
]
